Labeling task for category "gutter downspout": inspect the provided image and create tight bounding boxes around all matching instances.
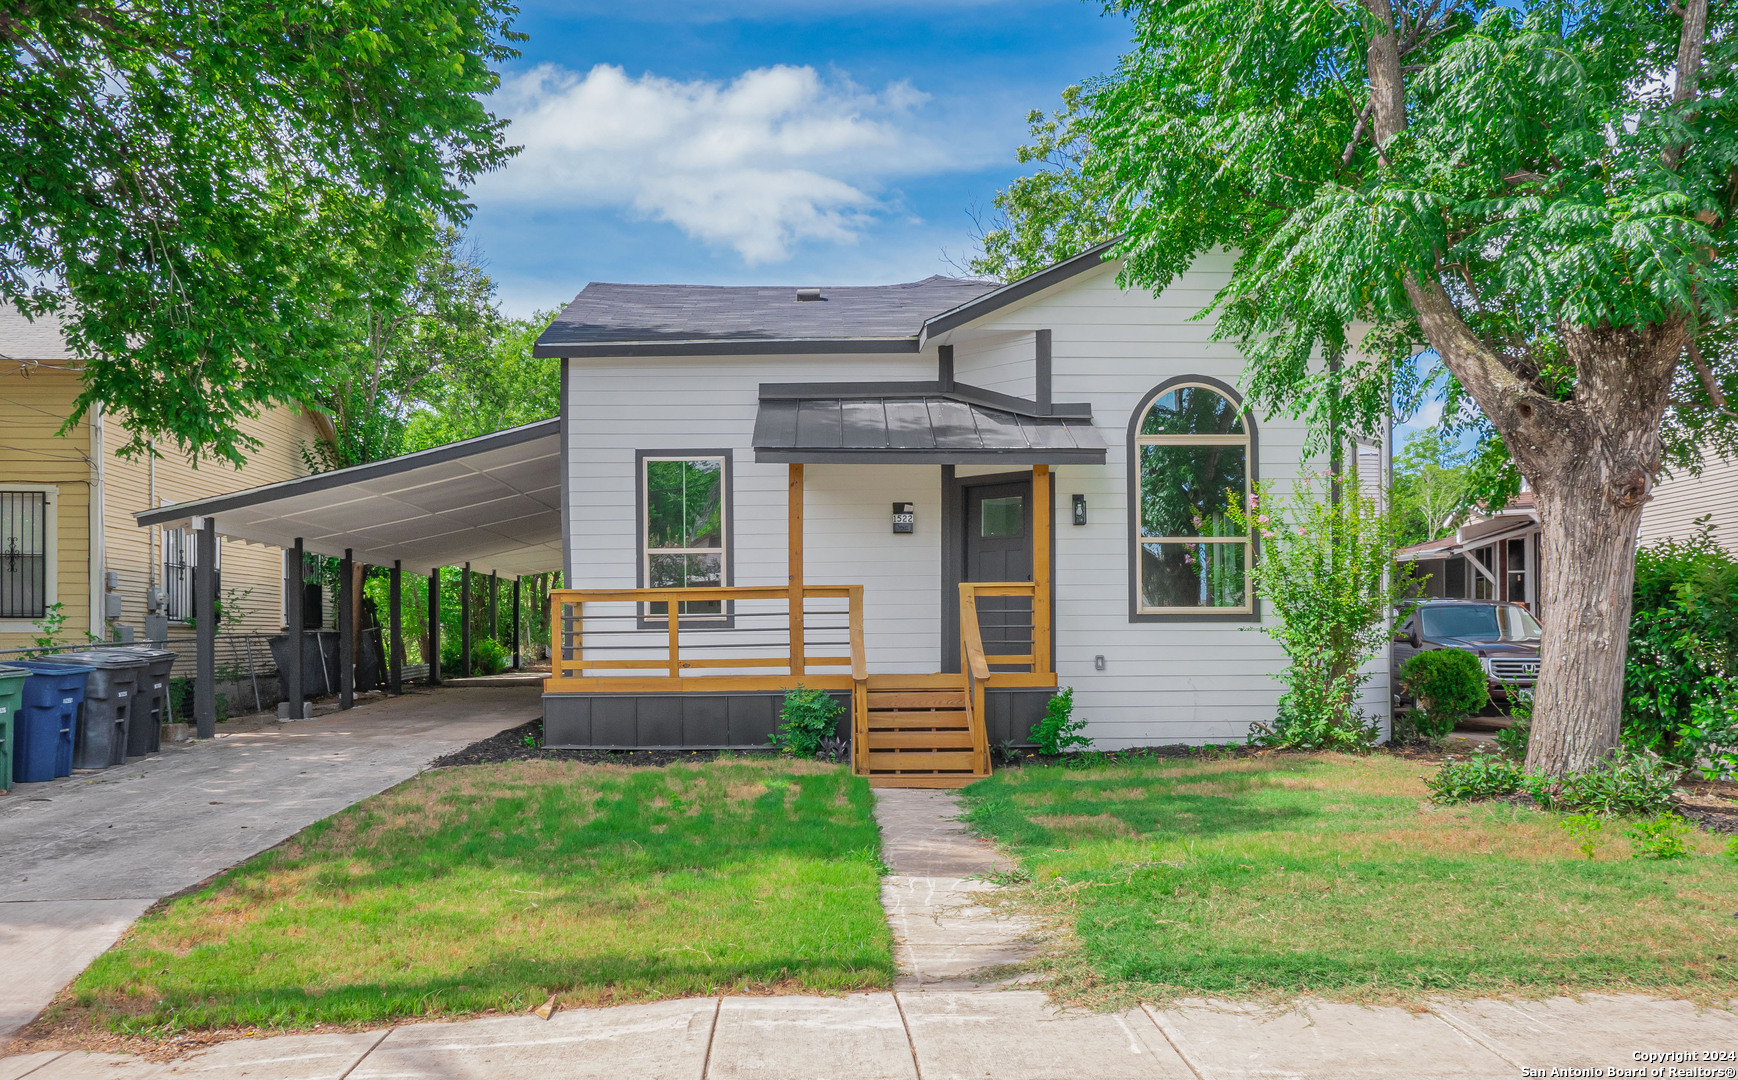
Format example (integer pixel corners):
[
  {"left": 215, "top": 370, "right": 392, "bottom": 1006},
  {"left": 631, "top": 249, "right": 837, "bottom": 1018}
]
[{"left": 89, "top": 400, "right": 106, "bottom": 639}]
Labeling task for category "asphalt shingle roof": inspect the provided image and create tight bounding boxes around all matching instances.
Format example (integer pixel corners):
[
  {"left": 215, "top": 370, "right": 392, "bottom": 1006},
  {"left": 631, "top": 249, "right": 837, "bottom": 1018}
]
[
  {"left": 536, "top": 276, "right": 1001, "bottom": 349},
  {"left": 0, "top": 304, "right": 75, "bottom": 362}
]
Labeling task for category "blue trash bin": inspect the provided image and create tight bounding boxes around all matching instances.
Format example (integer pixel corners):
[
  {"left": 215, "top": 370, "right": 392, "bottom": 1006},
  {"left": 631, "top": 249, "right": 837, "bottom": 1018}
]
[{"left": 14, "top": 661, "right": 92, "bottom": 782}]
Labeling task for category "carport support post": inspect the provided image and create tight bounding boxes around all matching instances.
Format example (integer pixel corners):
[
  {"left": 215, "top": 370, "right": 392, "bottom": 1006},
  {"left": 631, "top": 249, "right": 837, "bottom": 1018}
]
[
  {"left": 427, "top": 568, "right": 441, "bottom": 686},
  {"left": 511, "top": 576, "right": 521, "bottom": 670},
  {"left": 461, "top": 562, "right": 472, "bottom": 678},
  {"left": 194, "top": 515, "right": 217, "bottom": 740},
  {"left": 287, "top": 538, "right": 304, "bottom": 718},
  {"left": 388, "top": 561, "right": 402, "bottom": 695},
  {"left": 489, "top": 572, "right": 499, "bottom": 642},
  {"left": 338, "top": 549, "right": 355, "bottom": 710}
]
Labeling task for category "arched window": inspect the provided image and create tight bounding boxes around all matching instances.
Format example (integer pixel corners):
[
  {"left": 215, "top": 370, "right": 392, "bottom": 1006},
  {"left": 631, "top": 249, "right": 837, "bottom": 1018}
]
[{"left": 1128, "top": 378, "right": 1254, "bottom": 619}]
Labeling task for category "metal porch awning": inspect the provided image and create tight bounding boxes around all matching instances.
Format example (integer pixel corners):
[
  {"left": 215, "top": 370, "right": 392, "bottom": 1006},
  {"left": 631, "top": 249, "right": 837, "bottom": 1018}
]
[
  {"left": 751, "top": 386, "right": 1106, "bottom": 465},
  {"left": 134, "top": 419, "right": 562, "bottom": 575}
]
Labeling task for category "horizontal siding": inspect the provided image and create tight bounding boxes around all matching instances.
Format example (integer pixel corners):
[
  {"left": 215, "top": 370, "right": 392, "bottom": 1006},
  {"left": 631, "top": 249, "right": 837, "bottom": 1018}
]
[
  {"left": 104, "top": 402, "right": 321, "bottom": 640},
  {"left": 562, "top": 256, "right": 1391, "bottom": 746},
  {"left": 1640, "top": 454, "right": 1738, "bottom": 553},
  {"left": 0, "top": 367, "right": 92, "bottom": 648}
]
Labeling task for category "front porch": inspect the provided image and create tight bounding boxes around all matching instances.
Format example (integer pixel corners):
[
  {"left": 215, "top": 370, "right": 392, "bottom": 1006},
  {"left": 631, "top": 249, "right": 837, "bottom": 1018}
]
[{"left": 544, "top": 463, "right": 1061, "bottom": 787}]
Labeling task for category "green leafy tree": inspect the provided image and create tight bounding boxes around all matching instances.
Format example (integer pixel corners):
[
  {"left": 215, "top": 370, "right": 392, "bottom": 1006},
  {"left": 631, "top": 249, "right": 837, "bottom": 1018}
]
[
  {"left": 403, "top": 310, "right": 561, "bottom": 451},
  {"left": 1391, "top": 431, "right": 1474, "bottom": 546},
  {"left": 0, "top": 1, "right": 522, "bottom": 464},
  {"left": 305, "top": 227, "right": 503, "bottom": 469},
  {"left": 982, "top": 0, "right": 1734, "bottom": 775}
]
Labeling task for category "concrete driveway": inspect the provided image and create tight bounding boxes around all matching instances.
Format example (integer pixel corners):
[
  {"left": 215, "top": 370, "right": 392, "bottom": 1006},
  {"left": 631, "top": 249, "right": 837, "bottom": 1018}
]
[{"left": 0, "top": 686, "right": 539, "bottom": 1042}]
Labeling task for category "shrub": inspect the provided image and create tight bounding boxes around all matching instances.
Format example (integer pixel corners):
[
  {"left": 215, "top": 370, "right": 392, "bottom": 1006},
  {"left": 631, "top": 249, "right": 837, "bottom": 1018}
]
[
  {"left": 772, "top": 685, "right": 842, "bottom": 757},
  {"left": 1401, "top": 649, "right": 1488, "bottom": 741},
  {"left": 1029, "top": 687, "right": 1091, "bottom": 756},
  {"left": 1496, "top": 683, "right": 1532, "bottom": 759},
  {"left": 1227, "top": 480, "right": 1407, "bottom": 752},
  {"left": 1524, "top": 748, "right": 1681, "bottom": 817},
  {"left": 472, "top": 638, "right": 510, "bottom": 676},
  {"left": 1627, "top": 520, "right": 1738, "bottom": 777},
  {"left": 1424, "top": 747, "right": 1523, "bottom": 803},
  {"left": 1626, "top": 814, "right": 1691, "bottom": 860},
  {"left": 1726, "top": 835, "right": 1738, "bottom": 865},
  {"left": 440, "top": 635, "right": 464, "bottom": 674}
]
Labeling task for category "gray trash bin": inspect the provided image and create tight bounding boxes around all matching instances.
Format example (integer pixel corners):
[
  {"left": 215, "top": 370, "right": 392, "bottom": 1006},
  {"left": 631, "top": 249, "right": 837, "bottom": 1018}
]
[
  {"left": 45, "top": 650, "right": 147, "bottom": 770},
  {"left": 115, "top": 646, "right": 176, "bottom": 757}
]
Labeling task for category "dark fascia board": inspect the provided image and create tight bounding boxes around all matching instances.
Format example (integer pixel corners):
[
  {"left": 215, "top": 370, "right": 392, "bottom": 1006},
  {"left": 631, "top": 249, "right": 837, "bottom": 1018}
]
[
  {"left": 918, "top": 237, "right": 1123, "bottom": 344},
  {"left": 754, "top": 447, "right": 1106, "bottom": 465},
  {"left": 532, "top": 337, "right": 920, "bottom": 359},
  {"left": 757, "top": 380, "right": 1092, "bottom": 420},
  {"left": 134, "top": 417, "right": 561, "bottom": 527}
]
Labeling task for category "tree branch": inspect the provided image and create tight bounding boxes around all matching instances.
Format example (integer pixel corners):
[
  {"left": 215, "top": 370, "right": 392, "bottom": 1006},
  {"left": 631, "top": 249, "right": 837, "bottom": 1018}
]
[
  {"left": 1664, "top": 0, "right": 1709, "bottom": 171},
  {"left": 1685, "top": 340, "right": 1737, "bottom": 417}
]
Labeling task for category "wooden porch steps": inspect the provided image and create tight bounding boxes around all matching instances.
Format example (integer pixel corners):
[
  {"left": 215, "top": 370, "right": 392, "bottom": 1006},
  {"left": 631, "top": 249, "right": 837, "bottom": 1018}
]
[{"left": 860, "top": 674, "right": 987, "bottom": 788}]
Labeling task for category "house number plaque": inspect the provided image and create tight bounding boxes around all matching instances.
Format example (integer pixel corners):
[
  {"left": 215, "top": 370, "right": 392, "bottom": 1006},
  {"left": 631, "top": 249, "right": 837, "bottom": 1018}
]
[{"left": 892, "top": 503, "right": 915, "bottom": 534}]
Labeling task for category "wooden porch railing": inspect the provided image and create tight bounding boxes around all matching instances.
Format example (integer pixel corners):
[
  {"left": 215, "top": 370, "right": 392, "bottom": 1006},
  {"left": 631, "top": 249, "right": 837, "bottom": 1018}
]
[
  {"left": 548, "top": 584, "right": 865, "bottom": 688},
  {"left": 958, "top": 581, "right": 1058, "bottom": 772}
]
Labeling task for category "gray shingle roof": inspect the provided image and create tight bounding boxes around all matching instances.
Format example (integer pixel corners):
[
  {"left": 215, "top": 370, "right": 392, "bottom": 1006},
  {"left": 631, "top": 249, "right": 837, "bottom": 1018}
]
[
  {"left": 535, "top": 276, "right": 1001, "bottom": 354},
  {"left": 0, "top": 304, "right": 75, "bottom": 362}
]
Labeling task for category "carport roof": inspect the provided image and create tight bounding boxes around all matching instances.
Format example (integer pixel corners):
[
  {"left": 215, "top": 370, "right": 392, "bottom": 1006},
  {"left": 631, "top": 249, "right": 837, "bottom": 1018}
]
[{"left": 134, "top": 419, "right": 562, "bottom": 576}]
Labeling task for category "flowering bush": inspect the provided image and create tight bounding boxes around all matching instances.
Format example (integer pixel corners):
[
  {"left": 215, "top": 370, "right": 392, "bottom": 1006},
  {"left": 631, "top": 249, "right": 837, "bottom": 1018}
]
[{"left": 1228, "top": 477, "right": 1410, "bottom": 751}]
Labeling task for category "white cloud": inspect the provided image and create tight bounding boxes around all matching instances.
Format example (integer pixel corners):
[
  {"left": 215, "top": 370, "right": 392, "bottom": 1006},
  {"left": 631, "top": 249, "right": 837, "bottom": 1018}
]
[{"left": 477, "top": 63, "right": 959, "bottom": 264}]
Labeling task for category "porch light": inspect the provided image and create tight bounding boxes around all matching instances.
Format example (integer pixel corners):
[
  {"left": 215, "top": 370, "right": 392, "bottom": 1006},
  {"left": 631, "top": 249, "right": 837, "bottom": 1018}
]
[{"left": 1072, "top": 494, "right": 1087, "bottom": 526}]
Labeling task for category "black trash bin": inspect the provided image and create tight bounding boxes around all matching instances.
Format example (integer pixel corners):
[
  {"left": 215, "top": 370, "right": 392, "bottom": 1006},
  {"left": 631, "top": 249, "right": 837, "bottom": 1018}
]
[
  {"left": 47, "top": 650, "right": 148, "bottom": 769},
  {"left": 116, "top": 646, "right": 176, "bottom": 757}
]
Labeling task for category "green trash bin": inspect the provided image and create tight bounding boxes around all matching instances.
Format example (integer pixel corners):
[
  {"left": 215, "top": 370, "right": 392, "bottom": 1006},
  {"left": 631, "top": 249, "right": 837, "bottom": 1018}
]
[{"left": 0, "top": 664, "right": 26, "bottom": 793}]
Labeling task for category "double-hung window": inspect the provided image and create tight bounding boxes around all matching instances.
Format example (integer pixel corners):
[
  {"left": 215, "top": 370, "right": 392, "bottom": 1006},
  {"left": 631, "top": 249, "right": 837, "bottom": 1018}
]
[
  {"left": 0, "top": 491, "right": 48, "bottom": 619},
  {"left": 1130, "top": 380, "right": 1254, "bottom": 617},
  {"left": 640, "top": 453, "right": 729, "bottom": 620}
]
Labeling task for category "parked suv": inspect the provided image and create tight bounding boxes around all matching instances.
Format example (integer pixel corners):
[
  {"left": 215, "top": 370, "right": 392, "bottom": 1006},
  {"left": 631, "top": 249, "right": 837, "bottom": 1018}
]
[{"left": 1392, "top": 600, "right": 1542, "bottom": 705}]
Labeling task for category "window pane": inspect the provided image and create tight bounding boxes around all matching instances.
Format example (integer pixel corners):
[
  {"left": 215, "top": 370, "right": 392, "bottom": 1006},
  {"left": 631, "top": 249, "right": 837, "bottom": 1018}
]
[
  {"left": 645, "top": 459, "right": 723, "bottom": 549},
  {"left": 1, "top": 491, "right": 47, "bottom": 619},
  {"left": 647, "top": 553, "right": 723, "bottom": 616},
  {"left": 1138, "top": 445, "right": 1246, "bottom": 537},
  {"left": 1140, "top": 542, "right": 1247, "bottom": 609},
  {"left": 980, "top": 496, "right": 1023, "bottom": 538},
  {"left": 1140, "top": 387, "right": 1245, "bottom": 436}
]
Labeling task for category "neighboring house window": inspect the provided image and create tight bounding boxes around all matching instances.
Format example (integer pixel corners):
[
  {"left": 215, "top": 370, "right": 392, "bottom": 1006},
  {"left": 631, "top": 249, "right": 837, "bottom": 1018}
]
[
  {"left": 1506, "top": 536, "right": 1528, "bottom": 605},
  {"left": 163, "top": 527, "right": 220, "bottom": 623},
  {"left": 1471, "top": 545, "right": 1495, "bottom": 600},
  {"left": 639, "top": 452, "right": 730, "bottom": 620},
  {"left": 1128, "top": 378, "right": 1254, "bottom": 619},
  {"left": 0, "top": 491, "right": 48, "bottom": 619}
]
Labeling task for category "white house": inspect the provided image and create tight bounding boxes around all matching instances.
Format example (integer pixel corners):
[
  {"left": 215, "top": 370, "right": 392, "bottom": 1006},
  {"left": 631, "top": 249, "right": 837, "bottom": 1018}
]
[{"left": 533, "top": 242, "right": 1390, "bottom": 784}]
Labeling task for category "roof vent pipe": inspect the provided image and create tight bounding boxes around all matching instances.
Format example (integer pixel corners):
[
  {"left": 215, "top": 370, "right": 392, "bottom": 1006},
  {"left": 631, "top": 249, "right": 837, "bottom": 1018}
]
[{"left": 795, "top": 288, "right": 824, "bottom": 301}]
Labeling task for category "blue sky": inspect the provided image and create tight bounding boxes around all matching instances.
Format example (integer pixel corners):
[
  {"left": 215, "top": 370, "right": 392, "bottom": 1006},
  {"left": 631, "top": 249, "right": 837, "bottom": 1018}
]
[{"left": 464, "top": 1, "right": 1131, "bottom": 318}]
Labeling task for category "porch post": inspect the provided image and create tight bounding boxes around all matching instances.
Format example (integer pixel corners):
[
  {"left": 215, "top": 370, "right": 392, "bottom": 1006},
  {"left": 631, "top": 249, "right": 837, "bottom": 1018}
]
[
  {"left": 788, "top": 462, "right": 804, "bottom": 677},
  {"left": 489, "top": 571, "right": 499, "bottom": 643},
  {"left": 511, "top": 576, "right": 521, "bottom": 670},
  {"left": 338, "top": 548, "right": 355, "bottom": 710},
  {"left": 194, "top": 516, "right": 217, "bottom": 739},
  {"left": 287, "top": 537, "right": 305, "bottom": 719},
  {"left": 388, "top": 560, "right": 403, "bottom": 695},
  {"left": 1033, "top": 464, "right": 1052, "bottom": 675},
  {"left": 460, "top": 562, "right": 472, "bottom": 677},
  {"left": 427, "top": 568, "right": 442, "bottom": 686}
]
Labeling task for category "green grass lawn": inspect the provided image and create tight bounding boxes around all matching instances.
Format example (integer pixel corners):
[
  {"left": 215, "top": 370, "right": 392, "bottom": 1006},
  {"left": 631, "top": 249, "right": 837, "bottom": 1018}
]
[
  {"left": 961, "top": 753, "right": 1738, "bottom": 1005},
  {"left": 62, "top": 757, "right": 893, "bottom": 1033}
]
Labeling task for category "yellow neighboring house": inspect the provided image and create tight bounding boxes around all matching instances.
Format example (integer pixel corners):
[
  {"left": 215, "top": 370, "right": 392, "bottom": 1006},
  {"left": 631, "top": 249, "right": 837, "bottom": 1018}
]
[{"left": 0, "top": 306, "right": 326, "bottom": 653}]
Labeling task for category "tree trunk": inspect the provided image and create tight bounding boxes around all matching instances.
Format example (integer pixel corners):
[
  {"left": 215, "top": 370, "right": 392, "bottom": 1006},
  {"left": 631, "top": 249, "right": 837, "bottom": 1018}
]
[{"left": 1524, "top": 467, "right": 1649, "bottom": 775}]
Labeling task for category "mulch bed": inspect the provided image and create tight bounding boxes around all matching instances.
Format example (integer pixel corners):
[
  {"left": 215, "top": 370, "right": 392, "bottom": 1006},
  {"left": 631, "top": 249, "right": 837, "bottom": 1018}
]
[{"left": 429, "top": 720, "right": 789, "bottom": 769}]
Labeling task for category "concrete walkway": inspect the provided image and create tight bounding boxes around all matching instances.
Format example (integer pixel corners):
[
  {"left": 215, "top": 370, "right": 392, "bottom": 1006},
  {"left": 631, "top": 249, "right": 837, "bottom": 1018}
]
[
  {"left": 874, "top": 788, "right": 1039, "bottom": 988},
  {"left": 4, "top": 990, "right": 1736, "bottom": 1079},
  {"left": 0, "top": 686, "right": 539, "bottom": 1043}
]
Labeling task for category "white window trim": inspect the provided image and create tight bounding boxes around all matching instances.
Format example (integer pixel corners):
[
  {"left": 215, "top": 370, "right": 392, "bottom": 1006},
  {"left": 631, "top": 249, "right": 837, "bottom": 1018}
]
[
  {"left": 638, "top": 451, "right": 731, "bottom": 626},
  {"left": 1132, "top": 383, "right": 1255, "bottom": 616},
  {"left": 0, "top": 483, "right": 59, "bottom": 633}
]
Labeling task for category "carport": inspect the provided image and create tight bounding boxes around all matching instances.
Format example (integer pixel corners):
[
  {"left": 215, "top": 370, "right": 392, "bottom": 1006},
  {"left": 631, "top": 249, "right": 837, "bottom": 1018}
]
[{"left": 135, "top": 419, "right": 564, "bottom": 737}]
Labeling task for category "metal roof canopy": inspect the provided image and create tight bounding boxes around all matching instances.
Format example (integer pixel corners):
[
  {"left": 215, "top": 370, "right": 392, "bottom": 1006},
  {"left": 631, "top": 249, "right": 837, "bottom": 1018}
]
[
  {"left": 752, "top": 383, "right": 1106, "bottom": 465},
  {"left": 134, "top": 419, "right": 562, "bottom": 576}
]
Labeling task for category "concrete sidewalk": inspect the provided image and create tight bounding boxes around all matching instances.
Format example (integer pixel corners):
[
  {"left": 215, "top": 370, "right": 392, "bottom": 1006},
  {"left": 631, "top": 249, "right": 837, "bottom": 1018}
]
[
  {"left": 0, "top": 686, "right": 539, "bottom": 1042},
  {"left": 3, "top": 990, "right": 1734, "bottom": 1079}
]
